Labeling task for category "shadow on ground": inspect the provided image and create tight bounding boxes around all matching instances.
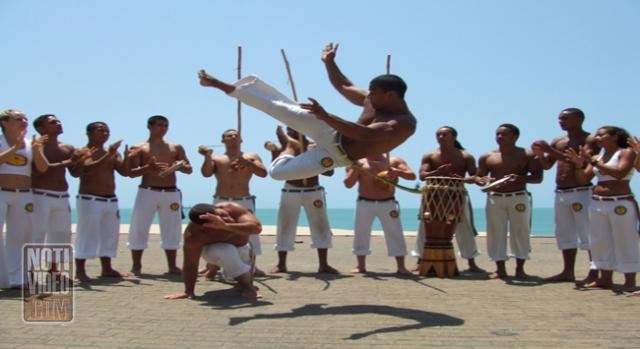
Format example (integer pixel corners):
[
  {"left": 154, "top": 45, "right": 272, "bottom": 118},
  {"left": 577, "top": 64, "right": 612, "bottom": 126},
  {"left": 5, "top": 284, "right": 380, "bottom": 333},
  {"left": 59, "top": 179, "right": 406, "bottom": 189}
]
[{"left": 228, "top": 303, "right": 464, "bottom": 340}]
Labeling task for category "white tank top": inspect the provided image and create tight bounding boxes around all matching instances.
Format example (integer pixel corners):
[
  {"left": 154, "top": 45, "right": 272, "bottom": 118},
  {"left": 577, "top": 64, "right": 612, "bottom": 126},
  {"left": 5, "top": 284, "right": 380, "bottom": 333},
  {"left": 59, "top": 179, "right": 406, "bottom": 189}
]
[
  {"left": 594, "top": 149, "right": 633, "bottom": 181},
  {"left": 0, "top": 134, "right": 32, "bottom": 176}
]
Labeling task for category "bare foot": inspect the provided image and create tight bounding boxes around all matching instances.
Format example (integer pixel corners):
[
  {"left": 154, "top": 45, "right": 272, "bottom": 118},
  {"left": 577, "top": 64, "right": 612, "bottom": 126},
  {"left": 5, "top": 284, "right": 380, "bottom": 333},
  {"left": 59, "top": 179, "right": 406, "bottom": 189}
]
[
  {"left": 396, "top": 267, "right": 413, "bottom": 276},
  {"left": 631, "top": 290, "right": 640, "bottom": 296},
  {"left": 253, "top": 267, "right": 266, "bottom": 277},
  {"left": 619, "top": 283, "right": 637, "bottom": 293},
  {"left": 351, "top": 267, "right": 367, "bottom": 274},
  {"left": 271, "top": 265, "right": 287, "bottom": 273},
  {"left": 101, "top": 269, "right": 132, "bottom": 278},
  {"left": 168, "top": 266, "right": 182, "bottom": 275},
  {"left": 515, "top": 271, "right": 531, "bottom": 280},
  {"left": 164, "top": 292, "right": 193, "bottom": 300},
  {"left": 466, "top": 265, "right": 486, "bottom": 273},
  {"left": 204, "top": 270, "right": 217, "bottom": 281},
  {"left": 545, "top": 272, "right": 575, "bottom": 283},
  {"left": 198, "top": 266, "right": 208, "bottom": 274},
  {"left": 318, "top": 265, "right": 339, "bottom": 274},
  {"left": 237, "top": 284, "right": 263, "bottom": 300},
  {"left": 576, "top": 275, "right": 599, "bottom": 288},
  {"left": 131, "top": 266, "right": 142, "bottom": 276},
  {"left": 410, "top": 264, "right": 420, "bottom": 272},
  {"left": 488, "top": 271, "right": 507, "bottom": 280},
  {"left": 582, "top": 280, "right": 613, "bottom": 289},
  {"left": 75, "top": 273, "right": 92, "bottom": 283}
]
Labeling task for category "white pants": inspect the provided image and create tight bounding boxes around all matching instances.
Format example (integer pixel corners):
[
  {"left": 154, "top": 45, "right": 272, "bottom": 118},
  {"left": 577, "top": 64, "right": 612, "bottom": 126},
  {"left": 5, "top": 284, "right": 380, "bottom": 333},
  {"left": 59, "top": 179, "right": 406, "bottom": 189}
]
[
  {"left": 201, "top": 243, "right": 251, "bottom": 279},
  {"left": 0, "top": 190, "right": 33, "bottom": 287},
  {"left": 485, "top": 191, "right": 532, "bottom": 261},
  {"left": 128, "top": 187, "right": 182, "bottom": 250},
  {"left": 275, "top": 184, "right": 333, "bottom": 251},
  {"left": 213, "top": 195, "right": 261, "bottom": 255},
  {"left": 589, "top": 198, "right": 640, "bottom": 273},
  {"left": 353, "top": 199, "right": 407, "bottom": 257},
  {"left": 74, "top": 195, "right": 120, "bottom": 259},
  {"left": 32, "top": 190, "right": 71, "bottom": 245},
  {"left": 412, "top": 195, "right": 480, "bottom": 259},
  {"left": 230, "top": 76, "right": 353, "bottom": 180},
  {"left": 554, "top": 187, "right": 592, "bottom": 250}
]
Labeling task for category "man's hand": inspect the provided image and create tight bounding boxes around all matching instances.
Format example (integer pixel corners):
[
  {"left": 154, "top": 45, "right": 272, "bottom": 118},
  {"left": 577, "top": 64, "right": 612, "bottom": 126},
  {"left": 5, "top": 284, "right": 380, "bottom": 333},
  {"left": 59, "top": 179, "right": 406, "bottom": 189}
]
[
  {"left": 108, "top": 140, "right": 123, "bottom": 156},
  {"left": 199, "top": 212, "right": 227, "bottom": 230},
  {"left": 299, "top": 98, "right": 329, "bottom": 120},
  {"left": 31, "top": 135, "right": 48, "bottom": 150},
  {"left": 198, "top": 145, "right": 213, "bottom": 157},
  {"left": 531, "top": 140, "right": 551, "bottom": 155},
  {"left": 321, "top": 42, "right": 339, "bottom": 63},
  {"left": 164, "top": 292, "right": 194, "bottom": 300},
  {"left": 126, "top": 145, "right": 142, "bottom": 158}
]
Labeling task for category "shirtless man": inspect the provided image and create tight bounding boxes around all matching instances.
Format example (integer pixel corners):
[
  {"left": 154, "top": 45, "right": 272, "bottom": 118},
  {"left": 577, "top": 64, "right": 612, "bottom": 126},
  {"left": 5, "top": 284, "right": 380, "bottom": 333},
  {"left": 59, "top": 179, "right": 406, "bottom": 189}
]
[
  {"left": 531, "top": 108, "right": 600, "bottom": 283},
  {"left": 477, "top": 124, "right": 543, "bottom": 280},
  {"left": 127, "top": 115, "right": 192, "bottom": 275},
  {"left": 31, "top": 114, "right": 90, "bottom": 274},
  {"left": 164, "top": 202, "right": 262, "bottom": 300},
  {"left": 72, "top": 122, "right": 131, "bottom": 282},
  {"left": 265, "top": 126, "right": 338, "bottom": 274},
  {"left": 412, "top": 126, "right": 485, "bottom": 273},
  {"left": 344, "top": 153, "right": 415, "bottom": 274},
  {"left": 199, "top": 129, "right": 267, "bottom": 277},
  {"left": 197, "top": 43, "right": 416, "bottom": 181},
  {"left": 0, "top": 109, "right": 48, "bottom": 288}
]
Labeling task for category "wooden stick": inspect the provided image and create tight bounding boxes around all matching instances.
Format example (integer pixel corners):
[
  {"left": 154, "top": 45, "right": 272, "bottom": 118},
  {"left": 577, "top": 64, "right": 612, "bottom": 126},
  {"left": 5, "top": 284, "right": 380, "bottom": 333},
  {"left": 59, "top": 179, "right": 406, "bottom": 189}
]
[
  {"left": 386, "top": 54, "right": 391, "bottom": 75},
  {"left": 237, "top": 46, "right": 242, "bottom": 139},
  {"left": 281, "top": 49, "right": 307, "bottom": 185},
  {"left": 385, "top": 54, "right": 391, "bottom": 161}
]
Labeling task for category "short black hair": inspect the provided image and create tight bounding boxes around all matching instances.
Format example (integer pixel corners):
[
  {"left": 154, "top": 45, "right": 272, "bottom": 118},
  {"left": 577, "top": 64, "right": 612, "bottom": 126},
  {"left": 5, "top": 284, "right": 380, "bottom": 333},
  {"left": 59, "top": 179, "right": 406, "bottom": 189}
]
[
  {"left": 561, "top": 108, "right": 585, "bottom": 120},
  {"left": 498, "top": 123, "right": 520, "bottom": 138},
  {"left": 33, "top": 114, "right": 56, "bottom": 132},
  {"left": 189, "top": 203, "right": 215, "bottom": 225},
  {"left": 369, "top": 74, "right": 407, "bottom": 99},
  {"left": 86, "top": 121, "right": 108, "bottom": 133},
  {"left": 147, "top": 115, "right": 169, "bottom": 126},
  {"left": 599, "top": 126, "right": 631, "bottom": 148},
  {"left": 221, "top": 128, "right": 238, "bottom": 141}
]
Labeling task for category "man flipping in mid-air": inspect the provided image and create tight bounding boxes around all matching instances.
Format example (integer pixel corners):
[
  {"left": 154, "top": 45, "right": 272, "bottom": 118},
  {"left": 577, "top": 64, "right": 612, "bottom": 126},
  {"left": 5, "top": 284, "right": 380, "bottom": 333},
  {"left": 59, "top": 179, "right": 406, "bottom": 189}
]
[{"left": 198, "top": 43, "right": 416, "bottom": 181}]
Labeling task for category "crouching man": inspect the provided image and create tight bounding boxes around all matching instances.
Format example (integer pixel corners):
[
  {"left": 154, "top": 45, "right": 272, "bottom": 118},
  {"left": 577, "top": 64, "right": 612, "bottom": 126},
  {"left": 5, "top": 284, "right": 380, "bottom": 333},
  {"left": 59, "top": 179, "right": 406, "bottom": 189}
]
[{"left": 164, "top": 202, "right": 262, "bottom": 300}]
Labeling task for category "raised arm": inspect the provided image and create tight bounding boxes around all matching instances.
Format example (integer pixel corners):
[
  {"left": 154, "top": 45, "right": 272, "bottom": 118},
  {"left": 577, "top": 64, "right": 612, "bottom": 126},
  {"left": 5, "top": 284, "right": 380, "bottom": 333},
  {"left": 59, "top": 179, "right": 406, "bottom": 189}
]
[
  {"left": 198, "top": 146, "right": 215, "bottom": 177},
  {"left": 344, "top": 163, "right": 361, "bottom": 189},
  {"left": 321, "top": 43, "right": 368, "bottom": 106},
  {"left": 531, "top": 139, "right": 559, "bottom": 170}
]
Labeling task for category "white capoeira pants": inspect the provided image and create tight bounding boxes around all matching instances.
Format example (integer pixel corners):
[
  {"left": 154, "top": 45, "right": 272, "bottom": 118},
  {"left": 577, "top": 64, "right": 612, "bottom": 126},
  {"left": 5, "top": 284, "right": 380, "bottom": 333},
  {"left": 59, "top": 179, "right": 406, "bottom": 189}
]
[
  {"left": 554, "top": 186, "right": 592, "bottom": 250},
  {"left": 485, "top": 191, "right": 532, "bottom": 261},
  {"left": 230, "top": 76, "right": 354, "bottom": 180},
  {"left": 32, "top": 190, "right": 71, "bottom": 245},
  {"left": 201, "top": 243, "right": 251, "bottom": 279},
  {"left": 353, "top": 198, "right": 407, "bottom": 257},
  {"left": 74, "top": 195, "right": 120, "bottom": 260},
  {"left": 0, "top": 190, "right": 33, "bottom": 287},
  {"left": 128, "top": 187, "right": 182, "bottom": 250},
  {"left": 213, "top": 195, "right": 261, "bottom": 255},
  {"left": 275, "top": 184, "right": 333, "bottom": 251},
  {"left": 412, "top": 195, "right": 480, "bottom": 259},
  {"left": 589, "top": 196, "right": 640, "bottom": 273}
]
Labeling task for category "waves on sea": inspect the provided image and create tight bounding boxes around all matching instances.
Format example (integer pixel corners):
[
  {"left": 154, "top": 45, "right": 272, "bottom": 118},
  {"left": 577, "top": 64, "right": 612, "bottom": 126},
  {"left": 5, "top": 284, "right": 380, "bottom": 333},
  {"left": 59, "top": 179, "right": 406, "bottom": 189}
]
[{"left": 72, "top": 208, "right": 555, "bottom": 237}]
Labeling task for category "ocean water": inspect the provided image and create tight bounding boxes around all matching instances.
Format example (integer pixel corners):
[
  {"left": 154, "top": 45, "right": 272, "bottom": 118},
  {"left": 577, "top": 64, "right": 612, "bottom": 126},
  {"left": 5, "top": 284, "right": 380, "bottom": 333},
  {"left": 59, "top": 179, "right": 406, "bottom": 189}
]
[{"left": 71, "top": 208, "right": 556, "bottom": 237}]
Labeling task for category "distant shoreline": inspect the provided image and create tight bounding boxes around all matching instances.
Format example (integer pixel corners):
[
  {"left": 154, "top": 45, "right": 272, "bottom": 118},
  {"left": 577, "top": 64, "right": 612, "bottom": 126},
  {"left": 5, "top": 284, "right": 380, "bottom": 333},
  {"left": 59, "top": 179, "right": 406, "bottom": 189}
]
[{"left": 81, "top": 224, "right": 557, "bottom": 238}]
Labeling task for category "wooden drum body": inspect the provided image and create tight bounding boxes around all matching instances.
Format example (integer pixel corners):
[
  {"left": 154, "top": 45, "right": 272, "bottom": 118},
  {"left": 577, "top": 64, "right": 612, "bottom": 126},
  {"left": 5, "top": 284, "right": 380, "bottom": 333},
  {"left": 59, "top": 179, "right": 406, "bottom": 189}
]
[{"left": 418, "top": 177, "right": 467, "bottom": 277}]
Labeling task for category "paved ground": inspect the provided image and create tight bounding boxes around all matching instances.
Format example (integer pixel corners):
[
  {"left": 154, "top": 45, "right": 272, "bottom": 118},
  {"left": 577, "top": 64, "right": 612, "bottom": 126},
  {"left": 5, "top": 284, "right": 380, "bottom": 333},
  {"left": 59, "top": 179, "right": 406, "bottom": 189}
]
[{"left": 1, "top": 233, "right": 639, "bottom": 349}]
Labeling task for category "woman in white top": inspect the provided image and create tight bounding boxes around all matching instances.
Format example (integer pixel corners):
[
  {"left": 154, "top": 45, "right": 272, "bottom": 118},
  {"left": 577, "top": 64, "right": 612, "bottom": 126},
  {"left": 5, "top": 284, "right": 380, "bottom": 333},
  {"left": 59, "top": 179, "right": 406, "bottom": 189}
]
[
  {"left": 567, "top": 125, "right": 638, "bottom": 293},
  {"left": 0, "top": 109, "right": 48, "bottom": 288}
]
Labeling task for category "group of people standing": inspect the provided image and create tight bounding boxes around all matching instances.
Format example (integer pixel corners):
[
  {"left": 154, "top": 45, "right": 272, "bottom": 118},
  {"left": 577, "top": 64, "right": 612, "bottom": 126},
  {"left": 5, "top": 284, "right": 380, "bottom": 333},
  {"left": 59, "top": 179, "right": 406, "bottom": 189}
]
[{"left": 1, "top": 43, "right": 638, "bottom": 300}]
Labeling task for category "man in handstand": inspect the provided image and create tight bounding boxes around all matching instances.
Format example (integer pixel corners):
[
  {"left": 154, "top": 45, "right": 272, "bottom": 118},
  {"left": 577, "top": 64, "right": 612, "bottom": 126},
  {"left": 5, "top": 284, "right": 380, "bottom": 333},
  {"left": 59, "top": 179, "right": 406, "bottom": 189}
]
[{"left": 198, "top": 43, "right": 416, "bottom": 181}]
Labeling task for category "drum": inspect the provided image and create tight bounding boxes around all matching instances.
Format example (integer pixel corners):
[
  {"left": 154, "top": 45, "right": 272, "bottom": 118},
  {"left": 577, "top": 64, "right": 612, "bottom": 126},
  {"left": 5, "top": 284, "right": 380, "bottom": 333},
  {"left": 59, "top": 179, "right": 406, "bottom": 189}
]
[{"left": 418, "top": 176, "right": 467, "bottom": 277}]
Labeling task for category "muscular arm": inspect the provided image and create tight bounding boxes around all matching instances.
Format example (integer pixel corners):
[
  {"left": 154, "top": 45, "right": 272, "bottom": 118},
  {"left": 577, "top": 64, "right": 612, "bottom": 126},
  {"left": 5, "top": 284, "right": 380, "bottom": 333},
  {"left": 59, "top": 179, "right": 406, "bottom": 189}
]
[
  {"left": 592, "top": 148, "right": 636, "bottom": 180},
  {"left": 321, "top": 43, "right": 367, "bottom": 106},
  {"left": 247, "top": 154, "right": 267, "bottom": 178},
  {"left": 344, "top": 166, "right": 360, "bottom": 189},
  {"left": 201, "top": 155, "right": 215, "bottom": 177},
  {"left": 315, "top": 109, "right": 397, "bottom": 141},
  {"left": 175, "top": 145, "right": 193, "bottom": 174},
  {"left": 531, "top": 139, "right": 559, "bottom": 170},
  {"left": 390, "top": 158, "right": 416, "bottom": 180},
  {"left": 524, "top": 152, "right": 544, "bottom": 184},
  {"left": 181, "top": 233, "right": 202, "bottom": 296}
]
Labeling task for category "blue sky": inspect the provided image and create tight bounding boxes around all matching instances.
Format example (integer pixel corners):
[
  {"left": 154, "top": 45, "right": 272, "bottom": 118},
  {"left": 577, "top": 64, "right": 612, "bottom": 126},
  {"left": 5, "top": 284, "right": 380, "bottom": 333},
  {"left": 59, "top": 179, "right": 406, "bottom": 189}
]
[{"left": 2, "top": 0, "right": 638, "bottom": 208}]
